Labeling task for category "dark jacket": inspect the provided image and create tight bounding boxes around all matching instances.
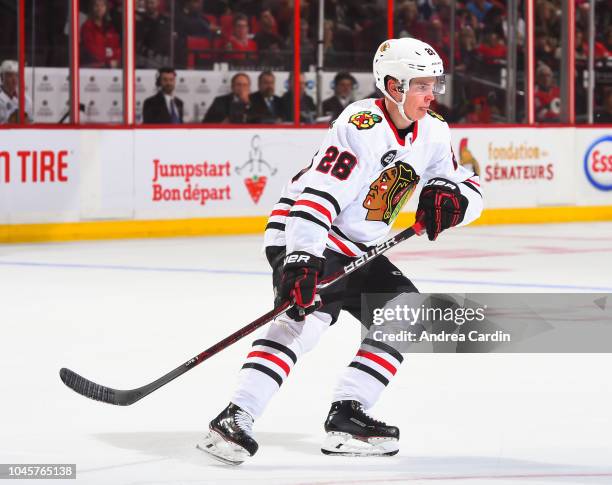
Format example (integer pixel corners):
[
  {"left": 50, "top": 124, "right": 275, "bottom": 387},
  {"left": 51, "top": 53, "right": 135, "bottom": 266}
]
[
  {"left": 322, "top": 95, "right": 351, "bottom": 121},
  {"left": 247, "top": 91, "right": 283, "bottom": 123},
  {"left": 203, "top": 93, "right": 251, "bottom": 123},
  {"left": 142, "top": 91, "right": 184, "bottom": 124},
  {"left": 280, "top": 91, "right": 316, "bottom": 123}
]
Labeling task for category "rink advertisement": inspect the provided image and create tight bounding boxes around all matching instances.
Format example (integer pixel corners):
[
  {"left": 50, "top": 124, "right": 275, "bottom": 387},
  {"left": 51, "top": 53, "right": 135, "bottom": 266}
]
[
  {"left": 0, "top": 127, "right": 610, "bottom": 239},
  {"left": 450, "top": 128, "right": 575, "bottom": 208},
  {"left": 576, "top": 129, "right": 612, "bottom": 204},
  {"left": 0, "top": 131, "right": 80, "bottom": 223},
  {"left": 133, "top": 130, "right": 322, "bottom": 219},
  {"left": 361, "top": 293, "right": 612, "bottom": 353}
]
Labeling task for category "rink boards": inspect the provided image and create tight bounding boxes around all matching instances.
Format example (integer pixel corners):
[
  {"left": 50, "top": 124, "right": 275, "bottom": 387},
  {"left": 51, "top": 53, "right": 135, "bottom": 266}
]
[{"left": 0, "top": 126, "right": 611, "bottom": 242}]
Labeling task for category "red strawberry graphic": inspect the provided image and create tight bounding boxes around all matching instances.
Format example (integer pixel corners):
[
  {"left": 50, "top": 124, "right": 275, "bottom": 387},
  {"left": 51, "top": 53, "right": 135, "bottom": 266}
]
[{"left": 244, "top": 175, "right": 267, "bottom": 203}]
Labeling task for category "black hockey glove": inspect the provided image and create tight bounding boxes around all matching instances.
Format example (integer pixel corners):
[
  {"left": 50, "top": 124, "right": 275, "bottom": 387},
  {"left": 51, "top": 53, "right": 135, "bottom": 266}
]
[
  {"left": 280, "top": 251, "right": 323, "bottom": 321},
  {"left": 416, "top": 178, "right": 469, "bottom": 241}
]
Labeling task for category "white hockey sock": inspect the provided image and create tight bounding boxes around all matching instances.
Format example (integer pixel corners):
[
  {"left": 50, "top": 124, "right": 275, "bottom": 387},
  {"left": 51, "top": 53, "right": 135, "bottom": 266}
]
[
  {"left": 231, "top": 311, "right": 331, "bottom": 419},
  {"left": 332, "top": 337, "right": 404, "bottom": 409}
]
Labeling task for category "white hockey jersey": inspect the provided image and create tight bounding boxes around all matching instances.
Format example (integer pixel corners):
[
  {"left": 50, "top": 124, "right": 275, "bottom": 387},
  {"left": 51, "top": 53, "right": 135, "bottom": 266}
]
[
  {"left": 0, "top": 90, "right": 33, "bottom": 124},
  {"left": 263, "top": 98, "right": 483, "bottom": 258}
]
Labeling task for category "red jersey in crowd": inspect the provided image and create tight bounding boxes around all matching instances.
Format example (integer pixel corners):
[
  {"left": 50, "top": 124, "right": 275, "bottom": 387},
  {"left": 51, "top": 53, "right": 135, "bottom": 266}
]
[
  {"left": 535, "top": 86, "right": 561, "bottom": 121},
  {"left": 81, "top": 19, "right": 121, "bottom": 67}
]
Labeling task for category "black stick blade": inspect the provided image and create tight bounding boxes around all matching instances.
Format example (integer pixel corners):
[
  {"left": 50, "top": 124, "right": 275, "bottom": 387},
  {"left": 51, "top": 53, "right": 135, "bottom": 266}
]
[{"left": 60, "top": 368, "right": 122, "bottom": 405}]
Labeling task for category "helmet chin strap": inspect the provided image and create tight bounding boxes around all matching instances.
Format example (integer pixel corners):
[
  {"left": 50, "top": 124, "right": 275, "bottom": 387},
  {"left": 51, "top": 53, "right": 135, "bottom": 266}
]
[
  {"left": 394, "top": 90, "right": 414, "bottom": 123},
  {"left": 382, "top": 88, "right": 415, "bottom": 124}
]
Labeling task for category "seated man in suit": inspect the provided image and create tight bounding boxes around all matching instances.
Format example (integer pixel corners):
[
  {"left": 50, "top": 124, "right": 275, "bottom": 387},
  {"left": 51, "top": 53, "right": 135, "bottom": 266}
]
[
  {"left": 322, "top": 71, "right": 356, "bottom": 121},
  {"left": 203, "top": 72, "right": 252, "bottom": 123},
  {"left": 280, "top": 72, "right": 316, "bottom": 123},
  {"left": 247, "top": 71, "right": 283, "bottom": 124},
  {"left": 142, "top": 67, "right": 184, "bottom": 123}
]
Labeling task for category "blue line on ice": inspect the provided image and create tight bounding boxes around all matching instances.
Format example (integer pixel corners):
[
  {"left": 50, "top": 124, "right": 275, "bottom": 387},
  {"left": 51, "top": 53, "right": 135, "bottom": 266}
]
[{"left": 1, "top": 260, "right": 611, "bottom": 291}]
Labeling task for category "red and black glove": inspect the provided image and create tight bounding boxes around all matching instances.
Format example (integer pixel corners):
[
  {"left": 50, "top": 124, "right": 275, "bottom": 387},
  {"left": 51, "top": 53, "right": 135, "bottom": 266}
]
[
  {"left": 416, "top": 178, "right": 469, "bottom": 241},
  {"left": 280, "top": 251, "right": 323, "bottom": 320}
]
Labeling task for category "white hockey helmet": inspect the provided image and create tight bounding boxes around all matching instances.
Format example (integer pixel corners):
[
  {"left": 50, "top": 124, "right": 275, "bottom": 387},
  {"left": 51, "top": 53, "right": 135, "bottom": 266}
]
[
  {"left": 373, "top": 38, "right": 445, "bottom": 121},
  {"left": 0, "top": 59, "right": 18, "bottom": 76}
]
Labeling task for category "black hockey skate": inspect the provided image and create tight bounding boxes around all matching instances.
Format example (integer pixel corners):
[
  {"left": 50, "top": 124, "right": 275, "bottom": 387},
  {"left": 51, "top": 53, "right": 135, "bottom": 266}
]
[
  {"left": 321, "top": 400, "right": 399, "bottom": 456},
  {"left": 196, "top": 403, "right": 258, "bottom": 465}
]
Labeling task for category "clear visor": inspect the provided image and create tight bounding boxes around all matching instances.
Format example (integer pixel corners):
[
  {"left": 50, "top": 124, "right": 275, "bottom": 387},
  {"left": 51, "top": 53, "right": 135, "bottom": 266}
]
[{"left": 406, "top": 75, "right": 446, "bottom": 95}]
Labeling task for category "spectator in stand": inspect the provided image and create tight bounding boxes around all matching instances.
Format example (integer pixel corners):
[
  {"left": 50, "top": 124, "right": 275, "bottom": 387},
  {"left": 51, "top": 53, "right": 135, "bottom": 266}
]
[
  {"left": 80, "top": 0, "right": 121, "bottom": 68},
  {"left": 535, "top": 27, "right": 557, "bottom": 69},
  {"left": 254, "top": 9, "right": 284, "bottom": 51},
  {"left": 281, "top": 72, "right": 316, "bottom": 123},
  {"left": 604, "top": 28, "right": 612, "bottom": 57},
  {"left": 456, "top": 26, "right": 479, "bottom": 73},
  {"left": 203, "top": 72, "right": 252, "bottom": 123},
  {"left": 136, "top": 0, "right": 172, "bottom": 68},
  {"left": 534, "top": 63, "right": 561, "bottom": 122},
  {"left": 142, "top": 67, "right": 184, "bottom": 124},
  {"left": 477, "top": 30, "right": 507, "bottom": 65},
  {"left": 223, "top": 14, "right": 258, "bottom": 63},
  {"left": 322, "top": 71, "right": 356, "bottom": 120},
  {"left": 396, "top": 1, "right": 426, "bottom": 40},
  {"left": 594, "top": 89, "right": 612, "bottom": 124},
  {"left": 466, "top": 0, "right": 493, "bottom": 24},
  {"left": 300, "top": 17, "right": 316, "bottom": 67},
  {"left": 175, "top": 0, "right": 218, "bottom": 68},
  {"left": 0, "top": 59, "right": 33, "bottom": 123},
  {"left": 248, "top": 71, "right": 283, "bottom": 124},
  {"left": 254, "top": 9, "right": 286, "bottom": 66},
  {"left": 574, "top": 28, "right": 610, "bottom": 64},
  {"left": 422, "top": 20, "right": 450, "bottom": 67}
]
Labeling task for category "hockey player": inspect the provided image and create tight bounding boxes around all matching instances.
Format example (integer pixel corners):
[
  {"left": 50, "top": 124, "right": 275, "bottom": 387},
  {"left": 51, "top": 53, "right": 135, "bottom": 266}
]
[
  {"left": 0, "top": 60, "right": 33, "bottom": 124},
  {"left": 198, "top": 37, "right": 483, "bottom": 464}
]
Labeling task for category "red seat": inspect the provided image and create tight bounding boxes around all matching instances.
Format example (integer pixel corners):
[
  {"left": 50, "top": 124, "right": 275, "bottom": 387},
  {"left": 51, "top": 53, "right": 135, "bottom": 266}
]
[
  {"left": 219, "top": 14, "right": 234, "bottom": 41},
  {"left": 187, "top": 36, "right": 215, "bottom": 68}
]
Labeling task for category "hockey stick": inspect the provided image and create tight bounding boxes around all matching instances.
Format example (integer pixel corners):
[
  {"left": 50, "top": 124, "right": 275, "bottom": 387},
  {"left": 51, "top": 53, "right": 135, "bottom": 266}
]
[{"left": 59, "top": 221, "right": 424, "bottom": 406}]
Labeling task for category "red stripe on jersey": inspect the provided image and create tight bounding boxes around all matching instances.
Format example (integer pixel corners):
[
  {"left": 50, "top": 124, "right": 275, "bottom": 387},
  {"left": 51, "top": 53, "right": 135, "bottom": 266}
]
[
  {"left": 375, "top": 98, "right": 405, "bottom": 146},
  {"left": 467, "top": 178, "right": 480, "bottom": 187},
  {"left": 247, "top": 351, "right": 291, "bottom": 376},
  {"left": 270, "top": 209, "right": 290, "bottom": 217},
  {"left": 328, "top": 234, "right": 356, "bottom": 257},
  {"left": 412, "top": 120, "right": 419, "bottom": 143},
  {"left": 294, "top": 200, "right": 333, "bottom": 224},
  {"left": 356, "top": 350, "right": 397, "bottom": 375}
]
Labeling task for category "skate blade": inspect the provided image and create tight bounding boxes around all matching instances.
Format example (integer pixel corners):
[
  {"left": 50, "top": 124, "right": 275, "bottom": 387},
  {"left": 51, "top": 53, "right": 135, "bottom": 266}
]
[
  {"left": 196, "top": 430, "right": 250, "bottom": 466},
  {"left": 321, "top": 431, "right": 399, "bottom": 457}
]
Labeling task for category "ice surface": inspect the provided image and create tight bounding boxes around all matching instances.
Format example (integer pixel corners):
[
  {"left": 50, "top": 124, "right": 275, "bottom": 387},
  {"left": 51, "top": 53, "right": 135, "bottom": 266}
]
[{"left": 1, "top": 222, "right": 611, "bottom": 484}]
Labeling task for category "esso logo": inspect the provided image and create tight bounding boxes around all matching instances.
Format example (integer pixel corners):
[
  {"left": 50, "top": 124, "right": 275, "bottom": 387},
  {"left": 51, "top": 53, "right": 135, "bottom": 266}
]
[{"left": 584, "top": 135, "right": 612, "bottom": 191}]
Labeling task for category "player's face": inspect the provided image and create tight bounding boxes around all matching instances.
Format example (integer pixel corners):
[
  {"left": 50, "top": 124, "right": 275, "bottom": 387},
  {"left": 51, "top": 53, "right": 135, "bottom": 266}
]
[
  {"left": 159, "top": 72, "right": 176, "bottom": 95},
  {"left": 1, "top": 72, "right": 18, "bottom": 95},
  {"left": 403, "top": 77, "right": 436, "bottom": 120}
]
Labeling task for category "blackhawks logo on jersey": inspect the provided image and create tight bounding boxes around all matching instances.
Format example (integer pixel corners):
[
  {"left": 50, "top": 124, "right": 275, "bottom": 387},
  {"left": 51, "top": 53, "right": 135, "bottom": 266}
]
[
  {"left": 349, "top": 111, "right": 382, "bottom": 130},
  {"left": 363, "top": 162, "right": 420, "bottom": 225}
]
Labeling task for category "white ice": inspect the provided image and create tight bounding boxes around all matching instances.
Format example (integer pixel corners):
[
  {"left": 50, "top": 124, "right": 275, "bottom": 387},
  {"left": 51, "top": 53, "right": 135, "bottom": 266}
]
[{"left": 1, "top": 222, "right": 611, "bottom": 484}]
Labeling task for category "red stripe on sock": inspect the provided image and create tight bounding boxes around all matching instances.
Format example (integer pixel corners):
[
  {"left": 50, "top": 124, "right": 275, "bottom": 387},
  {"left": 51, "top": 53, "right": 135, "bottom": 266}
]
[
  {"left": 247, "top": 351, "right": 291, "bottom": 376},
  {"left": 270, "top": 209, "right": 290, "bottom": 217},
  {"left": 356, "top": 350, "right": 397, "bottom": 375}
]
